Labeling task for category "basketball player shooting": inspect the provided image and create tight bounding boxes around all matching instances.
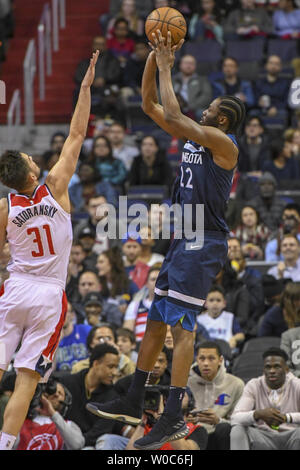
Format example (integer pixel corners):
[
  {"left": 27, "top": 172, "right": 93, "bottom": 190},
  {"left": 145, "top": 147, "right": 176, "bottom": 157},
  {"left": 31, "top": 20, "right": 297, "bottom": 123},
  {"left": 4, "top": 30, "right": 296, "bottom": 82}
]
[
  {"left": 0, "top": 50, "right": 99, "bottom": 450},
  {"left": 86, "top": 31, "right": 245, "bottom": 450}
]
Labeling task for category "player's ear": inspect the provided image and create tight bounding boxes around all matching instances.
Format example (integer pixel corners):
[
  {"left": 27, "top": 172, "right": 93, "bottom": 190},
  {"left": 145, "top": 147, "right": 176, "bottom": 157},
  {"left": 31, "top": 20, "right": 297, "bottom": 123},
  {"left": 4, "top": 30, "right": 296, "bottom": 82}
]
[{"left": 218, "top": 112, "right": 229, "bottom": 129}]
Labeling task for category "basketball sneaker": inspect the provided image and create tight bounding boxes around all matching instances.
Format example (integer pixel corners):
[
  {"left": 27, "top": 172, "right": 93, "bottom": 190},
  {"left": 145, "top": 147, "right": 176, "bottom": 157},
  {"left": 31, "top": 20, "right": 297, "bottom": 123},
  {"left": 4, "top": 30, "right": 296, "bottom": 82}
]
[
  {"left": 86, "top": 397, "right": 142, "bottom": 426},
  {"left": 133, "top": 411, "right": 189, "bottom": 450}
]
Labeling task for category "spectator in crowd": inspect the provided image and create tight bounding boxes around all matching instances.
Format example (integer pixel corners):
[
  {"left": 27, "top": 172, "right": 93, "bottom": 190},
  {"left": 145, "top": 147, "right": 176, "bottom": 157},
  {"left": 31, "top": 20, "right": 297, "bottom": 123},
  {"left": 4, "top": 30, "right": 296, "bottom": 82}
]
[
  {"left": 237, "top": 116, "right": 271, "bottom": 173},
  {"left": 17, "top": 379, "right": 84, "bottom": 450},
  {"left": 148, "top": 204, "right": 172, "bottom": 256},
  {"left": 73, "top": 36, "right": 122, "bottom": 116},
  {"left": 280, "top": 322, "right": 300, "bottom": 378},
  {"left": 265, "top": 203, "right": 300, "bottom": 262},
  {"left": 172, "top": 54, "right": 213, "bottom": 121},
  {"left": 267, "top": 234, "right": 300, "bottom": 281},
  {"left": 116, "top": 327, "right": 138, "bottom": 364},
  {"left": 262, "top": 139, "right": 300, "bottom": 187},
  {"left": 88, "top": 136, "right": 127, "bottom": 192},
  {"left": 164, "top": 324, "right": 174, "bottom": 367},
  {"left": 77, "top": 227, "right": 98, "bottom": 269},
  {"left": 223, "top": 0, "right": 273, "bottom": 38},
  {"left": 56, "top": 343, "right": 124, "bottom": 449},
  {"left": 42, "top": 132, "right": 67, "bottom": 164},
  {"left": 121, "top": 40, "right": 151, "bottom": 108},
  {"left": 69, "top": 162, "right": 118, "bottom": 213},
  {"left": 72, "top": 270, "right": 102, "bottom": 321},
  {"left": 123, "top": 265, "right": 161, "bottom": 342},
  {"left": 0, "top": 0, "right": 14, "bottom": 62},
  {"left": 258, "top": 281, "right": 300, "bottom": 337},
  {"left": 122, "top": 233, "right": 150, "bottom": 289},
  {"left": 272, "top": 0, "right": 300, "bottom": 38},
  {"left": 106, "top": 0, "right": 145, "bottom": 40},
  {"left": 129, "top": 135, "right": 174, "bottom": 192},
  {"left": 107, "top": 121, "right": 140, "bottom": 171},
  {"left": 138, "top": 226, "right": 165, "bottom": 267},
  {"left": 126, "top": 387, "right": 208, "bottom": 450},
  {"left": 230, "top": 347, "right": 300, "bottom": 450},
  {"left": 106, "top": 18, "right": 136, "bottom": 69},
  {"left": 188, "top": 0, "right": 224, "bottom": 44},
  {"left": 212, "top": 57, "right": 255, "bottom": 109},
  {"left": 254, "top": 55, "right": 291, "bottom": 120},
  {"left": 284, "top": 128, "right": 300, "bottom": 162},
  {"left": 71, "top": 324, "right": 136, "bottom": 381},
  {"left": 248, "top": 172, "right": 286, "bottom": 232},
  {"left": 262, "top": 274, "right": 286, "bottom": 312},
  {"left": 66, "top": 241, "right": 90, "bottom": 303},
  {"left": 83, "top": 291, "right": 123, "bottom": 329},
  {"left": 187, "top": 341, "right": 244, "bottom": 450},
  {"left": 96, "top": 247, "right": 139, "bottom": 308},
  {"left": 99, "top": 0, "right": 152, "bottom": 36},
  {"left": 197, "top": 286, "right": 245, "bottom": 351},
  {"left": 233, "top": 205, "right": 271, "bottom": 260},
  {"left": 55, "top": 302, "right": 92, "bottom": 372}
]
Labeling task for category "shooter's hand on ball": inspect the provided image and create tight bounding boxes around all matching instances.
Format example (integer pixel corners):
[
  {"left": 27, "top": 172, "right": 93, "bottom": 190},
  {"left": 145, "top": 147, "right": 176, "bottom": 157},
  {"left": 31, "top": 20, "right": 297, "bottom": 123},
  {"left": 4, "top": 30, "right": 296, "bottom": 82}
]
[{"left": 150, "top": 30, "right": 184, "bottom": 71}]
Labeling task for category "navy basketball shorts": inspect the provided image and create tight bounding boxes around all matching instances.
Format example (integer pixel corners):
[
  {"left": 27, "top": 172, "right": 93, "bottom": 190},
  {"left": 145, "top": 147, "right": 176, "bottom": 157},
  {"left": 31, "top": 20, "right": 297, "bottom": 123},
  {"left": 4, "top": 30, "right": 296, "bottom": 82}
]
[{"left": 148, "top": 231, "right": 228, "bottom": 332}]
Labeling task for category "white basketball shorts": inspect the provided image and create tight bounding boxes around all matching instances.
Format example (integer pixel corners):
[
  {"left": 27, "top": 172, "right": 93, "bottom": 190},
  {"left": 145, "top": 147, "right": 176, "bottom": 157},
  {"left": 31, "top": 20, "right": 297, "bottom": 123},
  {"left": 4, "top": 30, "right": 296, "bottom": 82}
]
[{"left": 0, "top": 275, "right": 67, "bottom": 382}]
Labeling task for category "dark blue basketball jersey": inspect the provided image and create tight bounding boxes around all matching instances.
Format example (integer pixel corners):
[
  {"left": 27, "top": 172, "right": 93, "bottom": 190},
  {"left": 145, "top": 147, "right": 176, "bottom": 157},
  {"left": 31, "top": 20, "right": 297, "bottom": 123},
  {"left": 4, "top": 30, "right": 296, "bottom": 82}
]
[{"left": 172, "top": 134, "right": 237, "bottom": 233}]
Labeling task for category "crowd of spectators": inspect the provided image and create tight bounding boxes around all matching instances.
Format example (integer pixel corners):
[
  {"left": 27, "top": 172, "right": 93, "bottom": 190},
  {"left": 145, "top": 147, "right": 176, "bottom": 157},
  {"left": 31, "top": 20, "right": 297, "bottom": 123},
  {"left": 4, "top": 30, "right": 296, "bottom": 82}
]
[{"left": 1, "top": 0, "right": 300, "bottom": 452}]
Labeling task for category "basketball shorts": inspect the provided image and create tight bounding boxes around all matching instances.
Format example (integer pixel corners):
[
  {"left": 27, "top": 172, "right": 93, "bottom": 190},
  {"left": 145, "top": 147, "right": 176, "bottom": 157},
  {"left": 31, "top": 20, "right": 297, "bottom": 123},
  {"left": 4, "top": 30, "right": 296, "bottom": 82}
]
[
  {"left": 0, "top": 274, "right": 67, "bottom": 382},
  {"left": 148, "top": 232, "right": 228, "bottom": 331}
]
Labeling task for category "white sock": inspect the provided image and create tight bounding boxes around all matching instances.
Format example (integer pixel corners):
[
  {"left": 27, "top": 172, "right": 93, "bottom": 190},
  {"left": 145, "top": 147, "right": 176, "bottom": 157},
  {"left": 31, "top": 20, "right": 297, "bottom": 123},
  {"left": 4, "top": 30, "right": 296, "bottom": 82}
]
[{"left": 0, "top": 432, "right": 16, "bottom": 450}]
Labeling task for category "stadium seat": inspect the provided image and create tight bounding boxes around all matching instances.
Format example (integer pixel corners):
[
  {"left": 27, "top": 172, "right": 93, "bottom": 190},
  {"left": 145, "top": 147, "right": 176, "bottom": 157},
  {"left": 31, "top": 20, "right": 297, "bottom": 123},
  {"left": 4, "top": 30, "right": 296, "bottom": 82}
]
[
  {"left": 127, "top": 185, "right": 169, "bottom": 203},
  {"left": 181, "top": 40, "right": 223, "bottom": 75},
  {"left": 225, "top": 38, "right": 265, "bottom": 63},
  {"left": 242, "top": 336, "right": 281, "bottom": 354},
  {"left": 231, "top": 351, "right": 264, "bottom": 382},
  {"left": 245, "top": 261, "right": 277, "bottom": 275},
  {"left": 267, "top": 39, "right": 298, "bottom": 63}
]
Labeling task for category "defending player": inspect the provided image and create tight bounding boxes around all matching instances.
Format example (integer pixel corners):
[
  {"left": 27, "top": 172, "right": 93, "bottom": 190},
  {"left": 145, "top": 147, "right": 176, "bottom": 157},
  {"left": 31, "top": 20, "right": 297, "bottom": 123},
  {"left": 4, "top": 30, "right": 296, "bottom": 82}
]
[
  {"left": 0, "top": 50, "right": 99, "bottom": 450},
  {"left": 87, "top": 32, "right": 245, "bottom": 450}
]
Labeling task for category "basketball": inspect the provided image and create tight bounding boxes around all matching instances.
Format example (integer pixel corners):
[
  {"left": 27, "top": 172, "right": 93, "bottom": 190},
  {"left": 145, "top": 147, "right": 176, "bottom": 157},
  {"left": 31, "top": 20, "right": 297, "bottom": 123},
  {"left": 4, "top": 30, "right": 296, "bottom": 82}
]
[{"left": 145, "top": 7, "right": 187, "bottom": 46}]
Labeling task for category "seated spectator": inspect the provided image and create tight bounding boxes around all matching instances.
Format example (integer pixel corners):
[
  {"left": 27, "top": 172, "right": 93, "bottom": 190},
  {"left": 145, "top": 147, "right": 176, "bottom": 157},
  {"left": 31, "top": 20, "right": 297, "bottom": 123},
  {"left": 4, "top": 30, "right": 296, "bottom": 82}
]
[
  {"left": 223, "top": 0, "right": 273, "bottom": 39},
  {"left": 267, "top": 234, "right": 300, "bottom": 281},
  {"left": 237, "top": 116, "right": 271, "bottom": 173},
  {"left": 122, "top": 233, "right": 150, "bottom": 289},
  {"left": 230, "top": 347, "right": 300, "bottom": 450},
  {"left": 265, "top": 203, "right": 300, "bottom": 261},
  {"left": 280, "top": 324, "right": 300, "bottom": 378},
  {"left": 72, "top": 270, "right": 103, "bottom": 321},
  {"left": 258, "top": 281, "right": 300, "bottom": 337},
  {"left": 254, "top": 55, "right": 291, "bottom": 120},
  {"left": 106, "top": 0, "right": 144, "bottom": 40},
  {"left": 187, "top": 341, "right": 244, "bottom": 450},
  {"left": 88, "top": 136, "right": 127, "bottom": 192},
  {"left": 83, "top": 291, "right": 123, "bottom": 329},
  {"left": 123, "top": 265, "right": 161, "bottom": 342},
  {"left": 248, "top": 172, "right": 286, "bottom": 232},
  {"left": 106, "top": 18, "right": 136, "bottom": 69},
  {"left": 55, "top": 302, "right": 92, "bottom": 372},
  {"left": 272, "top": 0, "right": 300, "bottom": 38},
  {"left": 138, "top": 226, "right": 165, "bottom": 267},
  {"left": 56, "top": 344, "right": 124, "bottom": 449},
  {"left": 129, "top": 135, "right": 174, "bottom": 192},
  {"left": 71, "top": 324, "right": 136, "bottom": 381},
  {"left": 262, "top": 274, "right": 286, "bottom": 313},
  {"left": 233, "top": 205, "right": 271, "bottom": 260},
  {"left": 188, "top": 0, "right": 224, "bottom": 44},
  {"left": 121, "top": 40, "right": 151, "bottom": 109},
  {"left": 96, "top": 247, "right": 139, "bottom": 309},
  {"left": 99, "top": 0, "right": 152, "bottom": 36},
  {"left": 148, "top": 204, "right": 172, "bottom": 256},
  {"left": 284, "top": 128, "right": 300, "bottom": 162},
  {"left": 77, "top": 227, "right": 98, "bottom": 269},
  {"left": 126, "top": 387, "right": 208, "bottom": 450},
  {"left": 73, "top": 36, "right": 122, "bottom": 117},
  {"left": 69, "top": 162, "right": 118, "bottom": 213},
  {"left": 197, "top": 286, "right": 245, "bottom": 351},
  {"left": 262, "top": 139, "right": 300, "bottom": 187},
  {"left": 66, "top": 241, "right": 90, "bottom": 303},
  {"left": 17, "top": 379, "right": 84, "bottom": 450},
  {"left": 107, "top": 121, "right": 140, "bottom": 171},
  {"left": 172, "top": 54, "right": 213, "bottom": 121},
  {"left": 212, "top": 57, "right": 255, "bottom": 109},
  {"left": 116, "top": 327, "right": 138, "bottom": 364},
  {"left": 42, "top": 132, "right": 67, "bottom": 165}
]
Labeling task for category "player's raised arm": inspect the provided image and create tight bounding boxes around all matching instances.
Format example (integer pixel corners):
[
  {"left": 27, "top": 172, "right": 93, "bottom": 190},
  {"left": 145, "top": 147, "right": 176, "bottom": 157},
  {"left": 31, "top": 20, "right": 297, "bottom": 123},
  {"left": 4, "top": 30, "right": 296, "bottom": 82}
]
[{"left": 46, "top": 50, "right": 100, "bottom": 198}]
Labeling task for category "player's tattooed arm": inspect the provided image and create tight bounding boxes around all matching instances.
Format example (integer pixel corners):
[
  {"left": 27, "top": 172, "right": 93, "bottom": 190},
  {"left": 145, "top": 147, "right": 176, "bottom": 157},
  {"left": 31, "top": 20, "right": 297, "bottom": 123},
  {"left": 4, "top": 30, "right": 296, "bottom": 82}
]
[{"left": 0, "top": 198, "right": 8, "bottom": 254}]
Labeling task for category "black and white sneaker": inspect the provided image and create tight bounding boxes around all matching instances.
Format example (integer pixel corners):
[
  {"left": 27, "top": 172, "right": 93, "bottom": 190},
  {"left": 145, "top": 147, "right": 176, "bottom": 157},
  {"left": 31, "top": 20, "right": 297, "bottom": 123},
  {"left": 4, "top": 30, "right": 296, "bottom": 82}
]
[
  {"left": 134, "top": 412, "right": 189, "bottom": 450},
  {"left": 86, "top": 397, "right": 142, "bottom": 426}
]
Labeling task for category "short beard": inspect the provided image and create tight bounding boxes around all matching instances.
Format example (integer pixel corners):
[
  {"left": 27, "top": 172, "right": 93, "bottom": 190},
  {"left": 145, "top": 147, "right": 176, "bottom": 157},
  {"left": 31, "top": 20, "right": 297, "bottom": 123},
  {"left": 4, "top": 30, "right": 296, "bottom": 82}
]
[{"left": 199, "top": 115, "right": 220, "bottom": 128}]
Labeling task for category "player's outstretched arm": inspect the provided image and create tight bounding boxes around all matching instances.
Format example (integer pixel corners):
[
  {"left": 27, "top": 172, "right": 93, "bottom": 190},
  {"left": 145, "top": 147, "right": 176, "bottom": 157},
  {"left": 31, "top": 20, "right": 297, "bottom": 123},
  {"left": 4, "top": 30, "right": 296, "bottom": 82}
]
[
  {"left": 153, "top": 31, "right": 237, "bottom": 169},
  {"left": 46, "top": 50, "right": 100, "bottom": 199},
  {"left": 0, "top": 198, "right": 8, "bottom": 254}
]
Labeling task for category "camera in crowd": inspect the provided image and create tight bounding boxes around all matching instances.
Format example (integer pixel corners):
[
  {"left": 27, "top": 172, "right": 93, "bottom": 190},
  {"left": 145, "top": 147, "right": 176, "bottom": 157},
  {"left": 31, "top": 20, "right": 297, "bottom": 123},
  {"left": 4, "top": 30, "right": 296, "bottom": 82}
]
[{"left": 27, "top": 377, "right": 72, "bottom": 420}]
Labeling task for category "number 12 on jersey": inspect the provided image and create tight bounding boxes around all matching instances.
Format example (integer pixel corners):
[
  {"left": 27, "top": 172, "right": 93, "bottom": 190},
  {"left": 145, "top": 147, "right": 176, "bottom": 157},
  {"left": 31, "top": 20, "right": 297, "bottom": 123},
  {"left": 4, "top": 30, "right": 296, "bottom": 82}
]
[
  {"left": 27, "top": 224, "right": 56, "bottom": 257},
  {"left": 180, "top": 166, "right": 193, "bottom": 189}
]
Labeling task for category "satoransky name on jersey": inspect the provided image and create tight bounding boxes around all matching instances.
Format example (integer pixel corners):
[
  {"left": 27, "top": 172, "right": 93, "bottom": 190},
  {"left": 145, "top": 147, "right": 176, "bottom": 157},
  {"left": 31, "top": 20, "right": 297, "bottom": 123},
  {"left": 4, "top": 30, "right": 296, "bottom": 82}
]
[{"left": 12, "top": 204, "right": 58, "bottom": 228}]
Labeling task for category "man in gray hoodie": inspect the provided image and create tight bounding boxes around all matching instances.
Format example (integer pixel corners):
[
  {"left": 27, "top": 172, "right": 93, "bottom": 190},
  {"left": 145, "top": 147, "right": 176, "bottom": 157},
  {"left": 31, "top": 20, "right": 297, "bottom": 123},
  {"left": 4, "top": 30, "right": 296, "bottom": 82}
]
[
  {"left": 187, "top": 341, "right": 244, "bottom": 450},
  {"left": 231, "top": 347, "right": 300, "bottom": 450}
]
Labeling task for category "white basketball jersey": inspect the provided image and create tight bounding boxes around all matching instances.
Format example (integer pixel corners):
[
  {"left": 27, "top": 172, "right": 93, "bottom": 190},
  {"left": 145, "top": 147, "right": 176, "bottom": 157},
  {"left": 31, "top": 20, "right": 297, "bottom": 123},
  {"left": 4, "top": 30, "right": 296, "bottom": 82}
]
[
  {"left": 197, "top": 311, "right": 234, "bottom": 343},
  {"left": 6, "top": 184, "right": 72, "bottom": 287}
]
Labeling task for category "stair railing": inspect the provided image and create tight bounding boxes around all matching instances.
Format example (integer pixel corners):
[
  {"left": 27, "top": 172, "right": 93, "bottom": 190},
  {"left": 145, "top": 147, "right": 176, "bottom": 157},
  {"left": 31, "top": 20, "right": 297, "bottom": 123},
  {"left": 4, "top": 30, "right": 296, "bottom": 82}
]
[
  {"left": 52, "top": 0, "right": 66, "bottom": 52},
  {"left": 38, "top": 3, "right": 52, "bottom": 101},
  {"left": 7, "top": 89, "right": 21, "bottom": 144},
  {"left": 23, "top": 39, "right": 36, "bottom": 129}
]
